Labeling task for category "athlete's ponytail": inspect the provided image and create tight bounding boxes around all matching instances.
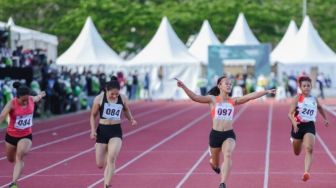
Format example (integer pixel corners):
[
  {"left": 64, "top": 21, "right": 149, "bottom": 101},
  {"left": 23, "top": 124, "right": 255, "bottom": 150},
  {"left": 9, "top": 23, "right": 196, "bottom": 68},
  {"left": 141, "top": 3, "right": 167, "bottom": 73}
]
[
  {"left": 207, "top": 75, "right": 228, "bottom": 96},
  {"left": 106, "top": 76, "right": 120, "bottom": 91},
  {"left": 13, "top": 81, "right": 30, "bottom": 97}
]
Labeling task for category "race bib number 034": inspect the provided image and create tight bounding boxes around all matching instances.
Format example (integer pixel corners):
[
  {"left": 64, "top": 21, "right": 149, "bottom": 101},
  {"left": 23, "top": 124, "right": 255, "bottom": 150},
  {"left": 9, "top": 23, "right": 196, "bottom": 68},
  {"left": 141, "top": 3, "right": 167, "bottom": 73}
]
[{"left": 14, "top": 114, "right": 33, "bottom": 129}]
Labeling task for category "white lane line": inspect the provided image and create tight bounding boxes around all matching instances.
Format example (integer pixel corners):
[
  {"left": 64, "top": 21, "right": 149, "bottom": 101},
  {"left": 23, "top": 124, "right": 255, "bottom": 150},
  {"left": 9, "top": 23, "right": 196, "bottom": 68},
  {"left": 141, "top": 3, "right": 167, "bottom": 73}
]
[
  {"left": 263, "top": 103, "right": 273, "bottom": 188},
  {"left": 0, "top": 105, "right": 196, "bottom": 188},
  {"left": 176, "top": 149, "right": 208, "bottom": 188},
  {"left": 316, "top": 133, "right": 336, "bottom": 165},
  {"left": 0, "top": 119, "right": 87, "bottom": 144},
  {"left": 0, "top": 103, "right": 154, "bottom": 143},
  {"left": 317, "top": 105, "right": 336, "bottom": 165},
  {"left": 0, "top": 104, "right": 175, "bottom": 160},
  {"left": 87, "top": 113, "right": 209, "bottom": 188},
  {"left": 322, "top": 104, "right": 336, "bottom": 117}
]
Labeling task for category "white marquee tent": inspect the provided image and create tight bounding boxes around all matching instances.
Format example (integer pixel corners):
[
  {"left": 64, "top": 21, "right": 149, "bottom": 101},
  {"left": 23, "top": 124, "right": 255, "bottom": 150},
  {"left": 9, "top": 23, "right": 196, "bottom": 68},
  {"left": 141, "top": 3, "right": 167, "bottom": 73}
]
[
  {"left": 188, "top": 20, "right": 220, "bottom": 65},
  {"left": 56, "top": 17, "right": 124, "bottom": 72},
  {"left": 0, "top": 17, "right": 58, "bottom": 60},
  {"left": 270, "top": 20, "right": 298, "bottom": 64},
  {"left": 127, "top": 17, "right": 200, "bottom": 99},
  {"left": 277, "top": 16, "right": 336, "bottom": 87},
  {"left": 224, "top": 13, "right": 260, "bottom": 45}
]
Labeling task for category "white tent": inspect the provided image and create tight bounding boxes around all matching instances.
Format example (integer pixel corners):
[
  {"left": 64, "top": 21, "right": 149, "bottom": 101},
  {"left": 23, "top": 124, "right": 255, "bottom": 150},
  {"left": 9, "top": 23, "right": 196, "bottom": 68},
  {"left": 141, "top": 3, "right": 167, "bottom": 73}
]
[
  {"left": 188, "top": 20, "right": 220, "bottom": 65},
  {"left": 127, "top": 17, "right": 200, "bottom": 99},
  {"left": 0, "top": 17, "right": 58, "bottom": 60},
  {"left": 277, "top": 16, "right": 336, "bottom": 87},
  {"left": 224, "top": 13, "right": 260, "bottom": 45},
  {"left": 56, "top": 17, "right": 124, "bottom": 72},
  {"left": 270, "top": 20, "right": 298, "bottom": 64}
]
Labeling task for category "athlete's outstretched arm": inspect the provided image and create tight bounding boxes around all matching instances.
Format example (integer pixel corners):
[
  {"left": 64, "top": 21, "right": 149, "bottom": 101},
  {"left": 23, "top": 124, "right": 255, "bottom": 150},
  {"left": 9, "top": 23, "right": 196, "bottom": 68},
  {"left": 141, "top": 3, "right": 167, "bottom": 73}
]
[
  {"left": 121, "top": 95, "right": 137, "bottom": 126},
  {"left": 32, "top": 91, "right": 46, "bottom": 102},
  {"left": 90, "top": 96, "right": 101, "bottom": 140},
  {"left": 288, "top": 96, "right": 299, "bottom": 132},
  {"left": 175, "top": 78, "right": 212, "bottom": 104},
  {"left": 317, "top": 99, "right": 329, "bottom": 126},
  {"left": 0, "top": 101, "right": 12, "bottom": 124},
  {"left": 234, "top": 89, "right": 276, "bottom": 105}
]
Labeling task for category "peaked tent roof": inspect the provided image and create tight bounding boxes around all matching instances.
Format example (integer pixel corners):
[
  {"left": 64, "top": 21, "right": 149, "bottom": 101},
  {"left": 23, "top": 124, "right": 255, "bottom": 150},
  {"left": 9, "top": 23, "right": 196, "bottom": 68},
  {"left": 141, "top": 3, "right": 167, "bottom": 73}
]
[
  {"left": 188, "top": 20, "right": 220, "bottom": 65},
  {"left": 56, "top": 17, "right": 124, "bottom": 66},
  {"left": 270, "top": 20, "right": 298, "bottom": 63},
  {"left": 224, "top": 13, "right": 260, "bottom": 45},
  {"left": 127, "top": 17, "right": 199, "bottom": 65},
  {"left": 278, "top": 16, "right": 336, "bottom": 64},
  {"left": 0, "top": 17, "right": 58, "bottom": 45}
]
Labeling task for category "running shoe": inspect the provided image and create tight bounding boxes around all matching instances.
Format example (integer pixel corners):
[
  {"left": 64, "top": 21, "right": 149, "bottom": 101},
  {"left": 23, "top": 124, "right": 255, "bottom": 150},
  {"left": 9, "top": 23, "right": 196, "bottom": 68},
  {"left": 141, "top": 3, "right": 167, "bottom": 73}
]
[
  {"left": 302, "top": 172, "right": 310, "bottom": 182},
  {"left": 219, "top": 183, "right": 226, "bottom": 188},
  {"left": 209, "top": 159, "right": 220, "bottom": 174},
  {"left": 8, "top": 183, "right": 17, "bottom": 188}
]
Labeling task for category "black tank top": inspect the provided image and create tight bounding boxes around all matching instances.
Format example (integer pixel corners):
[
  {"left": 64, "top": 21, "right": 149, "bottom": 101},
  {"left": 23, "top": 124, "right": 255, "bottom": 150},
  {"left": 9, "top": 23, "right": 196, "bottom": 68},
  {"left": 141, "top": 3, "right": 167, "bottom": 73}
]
[{"left": 99, "top": 92, "right": 125, "bottom": 120}]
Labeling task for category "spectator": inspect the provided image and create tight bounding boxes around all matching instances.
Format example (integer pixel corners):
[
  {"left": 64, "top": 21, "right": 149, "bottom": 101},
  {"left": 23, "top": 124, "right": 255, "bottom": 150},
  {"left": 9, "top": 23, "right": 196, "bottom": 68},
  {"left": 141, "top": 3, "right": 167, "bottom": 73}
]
[
  {"left": 143, "top": 72, "right": 151, "bottom": 100},
  {"left": 317, "top": 73, "right": 325, "bottom": 99},
  {"left": 131, "top": 72, "right": 139, "bottom": 100}
]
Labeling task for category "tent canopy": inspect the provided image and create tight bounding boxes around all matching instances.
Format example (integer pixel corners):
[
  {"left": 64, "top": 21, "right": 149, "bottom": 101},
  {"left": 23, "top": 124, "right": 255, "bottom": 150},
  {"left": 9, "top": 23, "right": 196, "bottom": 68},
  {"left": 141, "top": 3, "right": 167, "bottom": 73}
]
[
  {"left": 0, "top": 17, "right": 58, "bottom": 45},
  {"left": 126, "top": 17, "right": 200, "bottom": 99},
  {"left": 127, "top": 16, "right": 199, "bottom": 65},
  {"left": 277, "top": 16, "right": 336, "bottom": 64},
  {"left": 188, "top": 20, "right": 220, "bottom": 65},
  {"left": 224, "top": 13, "right": 260, "bottom": 45},
  {"left": 271, "top": 20, "right": 298, "bottom": 64},
  {"left": 56, "top": 17, "right": 124, "bottom": 66},
  {"left": 0, "top": 17, "right": 58, "bottom": 60},
  {"left": 276, "top": 16, "right": 336, "bottom": 88}
]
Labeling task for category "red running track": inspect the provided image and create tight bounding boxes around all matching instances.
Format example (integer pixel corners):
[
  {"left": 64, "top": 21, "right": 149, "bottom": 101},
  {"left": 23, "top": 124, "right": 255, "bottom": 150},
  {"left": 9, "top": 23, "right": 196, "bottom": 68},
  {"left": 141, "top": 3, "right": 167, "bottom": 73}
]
[{"left": 0, "top": 99, "right": 335, "bottom": 188}]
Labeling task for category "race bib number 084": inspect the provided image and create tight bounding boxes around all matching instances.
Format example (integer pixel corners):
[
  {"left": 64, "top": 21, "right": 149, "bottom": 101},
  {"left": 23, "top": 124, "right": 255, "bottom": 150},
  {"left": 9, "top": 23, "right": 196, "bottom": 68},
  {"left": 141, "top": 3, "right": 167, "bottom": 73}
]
[{"left": 102, "top": 103, "right": 123, "bottom": 120}]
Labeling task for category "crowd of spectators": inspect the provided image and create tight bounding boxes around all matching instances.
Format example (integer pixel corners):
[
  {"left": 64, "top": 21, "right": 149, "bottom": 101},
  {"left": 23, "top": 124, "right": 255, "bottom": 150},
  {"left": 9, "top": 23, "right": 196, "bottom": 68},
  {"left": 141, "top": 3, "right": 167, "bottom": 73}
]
[
  {"left": 0, "top": 45, "right": 149, "bottom": 118},
  {"left": 202, "top": 71, "right": 332, "bottom": 100}
]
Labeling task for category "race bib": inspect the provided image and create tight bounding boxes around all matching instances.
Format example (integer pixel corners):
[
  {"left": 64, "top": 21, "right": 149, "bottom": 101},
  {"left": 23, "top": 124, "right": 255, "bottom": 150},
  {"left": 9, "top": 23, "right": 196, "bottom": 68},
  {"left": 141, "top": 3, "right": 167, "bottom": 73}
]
[
  {"left": 14, "top": 114, "right": 33, "bottom": 129},
  {"left": 102, "top": 103, "right": 123, "bottom": 120},
  {"left": 298, "top": 98, "right": 317, "bottom": 122},
  {"left": 299, "top": 104, "right": 317, "bottom": 121},
  {"left": 214, "top": 103, "right": 234, "bottom": 120}
]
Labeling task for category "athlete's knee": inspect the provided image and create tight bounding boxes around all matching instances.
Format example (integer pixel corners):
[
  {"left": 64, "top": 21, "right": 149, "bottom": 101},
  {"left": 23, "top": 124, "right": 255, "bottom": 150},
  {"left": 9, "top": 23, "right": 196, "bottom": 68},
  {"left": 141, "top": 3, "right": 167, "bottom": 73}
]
[
  {"left": 96, "top": 161, "right": 104, "bottom": 169},
  {"left": 223, "top": 150, "right": 233, "bottom": 159},
  {"left": 106, "top": 155, "right": 117, "bottom": 165},
  {"left": 305, "top": 145, "right": 313, "bottom": 154},
  {"left": 15, "top": 152, "right": 26, "bottom": 161}
]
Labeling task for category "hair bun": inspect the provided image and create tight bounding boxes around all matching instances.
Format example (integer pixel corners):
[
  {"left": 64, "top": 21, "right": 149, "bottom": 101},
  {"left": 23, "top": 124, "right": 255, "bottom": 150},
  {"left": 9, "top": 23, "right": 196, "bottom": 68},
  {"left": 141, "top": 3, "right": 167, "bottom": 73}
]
[{"left": 13, "top": 81, "right": 21, "bottom": 89}]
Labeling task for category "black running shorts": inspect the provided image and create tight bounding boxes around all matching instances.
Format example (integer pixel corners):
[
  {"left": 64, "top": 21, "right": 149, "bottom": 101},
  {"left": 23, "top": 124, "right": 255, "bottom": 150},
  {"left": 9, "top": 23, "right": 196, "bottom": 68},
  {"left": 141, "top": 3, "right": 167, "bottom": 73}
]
[
  {"left": 96, "top": 124, "right": 123, "bottom": 144},
  {"left": 291, "top": 121, "right": 316, "bottom": 140},
  {"left": 5, "top": 133, "right": 32, "bottom": 147},
  {"left": 209, "top": 129, "right": 236, "bottom": 148}
]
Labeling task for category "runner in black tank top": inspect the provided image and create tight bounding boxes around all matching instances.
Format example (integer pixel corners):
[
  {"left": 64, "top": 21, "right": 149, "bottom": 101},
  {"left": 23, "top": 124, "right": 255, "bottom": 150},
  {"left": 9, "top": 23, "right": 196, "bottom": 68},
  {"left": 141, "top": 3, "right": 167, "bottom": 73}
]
[{"left": 90, "top": 77, "right": 137, "bottom": 188}]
